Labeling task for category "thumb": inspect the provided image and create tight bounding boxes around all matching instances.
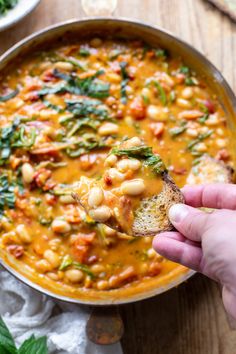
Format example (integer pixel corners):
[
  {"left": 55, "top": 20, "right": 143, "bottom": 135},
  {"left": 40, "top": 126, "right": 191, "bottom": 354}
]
[{"left": 169, "top": 204, "right": 210, "bottom": 242}]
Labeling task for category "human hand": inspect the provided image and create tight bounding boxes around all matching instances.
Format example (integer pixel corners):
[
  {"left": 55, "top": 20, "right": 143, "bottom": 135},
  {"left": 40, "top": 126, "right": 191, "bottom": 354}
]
[{"left": 152, "top": 184, "right": 236, "bottom": 319}]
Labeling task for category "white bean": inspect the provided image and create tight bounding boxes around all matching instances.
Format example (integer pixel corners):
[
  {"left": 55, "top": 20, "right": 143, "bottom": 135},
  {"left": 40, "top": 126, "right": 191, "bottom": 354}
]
[
  {"left": 22, "top": 163, "right": 35, "bottom": 184},
  {"left": 54, "top": 61, "right": 73, "bottom": 71},
  {"left": 121, "top": 179, "right": 146, "bottom": 196},
  {"left": 176, "top": 98, "right": 192, "bottom": 108},
  {"left": 216, "top": 139, "right": 227, "bottom": 148},
  {"left": 108, "top": 168, "right": 125, "bottom": 182},
  {"left": 97, "top": 280, "right": 109, "bottom": 290},
  {"left": 98, "top": 122, "right": 119, "bottom": 136},
  {"left": 117, "top": 158, "right": 141, "bottom": 172},
  {"left": 65, "top": 269, "right": 84, "bottom": 283},
  {"left": 59, "top": 195, "right": 76, "bottom": 204},
  {"left": 186, "top": 128, "right": 198, "bottom": 137},
  {"left": 51, "top": 219, "right": 71, "bottom": 233},
  {"left": 44, "top": 249, "right": 60, "bottom": 268},
  {"left": 15, "top": 224, "right": 32, "bottom": 243},
  {"left": 104, "top": 154, "right": 118, "bottom": 167},
  {"left": 88, "top": 187, "right": 104, "bottom": 208},
  {"left": 89, "top": 206, "right": 112, "bottom": 222},
  {"left": 181, "top": 87, "right": 193, "bottom": 99},
  {"left": 35, "top": 259, "right": 52, "bottom": 273}
]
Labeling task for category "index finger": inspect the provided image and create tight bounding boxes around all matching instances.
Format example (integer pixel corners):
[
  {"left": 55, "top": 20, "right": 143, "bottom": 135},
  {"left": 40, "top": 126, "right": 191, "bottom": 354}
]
[{"left": 182, "top": 184, "right": 236, "bottom": 210}]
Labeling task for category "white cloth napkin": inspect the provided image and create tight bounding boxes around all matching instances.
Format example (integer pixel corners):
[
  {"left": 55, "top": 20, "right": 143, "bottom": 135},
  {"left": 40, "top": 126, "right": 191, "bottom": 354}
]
[{"left": 0, "top": 267, "right": 123, "bottom": 354}]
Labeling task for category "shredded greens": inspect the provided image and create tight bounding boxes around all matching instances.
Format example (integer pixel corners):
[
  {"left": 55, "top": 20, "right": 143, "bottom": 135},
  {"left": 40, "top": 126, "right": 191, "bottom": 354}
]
[
  {"left": 59, "top": 255, "right": 95, "bottom": 279},
  {"left": 119, "top": 62, "right": 129, "bottom": 104},
  {"left": 0, "top": 174, "right": 16, "bottom": 216},
  {"left": 0, "top": 118, "right": 36, "bottom": 165},
  {"left": 38, "top": 69, "right": 110, "bottom": 99},
  {"left": 0, "top": 0, "right": 18, "bottom": 15},
  {"left": 0, "top": 88, "right": 18, "bottom": 102},
  {"left": 111, "top": 145, "right": 167, "bottom": 175}
]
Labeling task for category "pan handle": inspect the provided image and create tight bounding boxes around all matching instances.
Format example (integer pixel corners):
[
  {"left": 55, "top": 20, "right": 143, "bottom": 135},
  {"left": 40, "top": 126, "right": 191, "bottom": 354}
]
[{"left": 86, "top": 306, "right": 124, "bottom": 345}]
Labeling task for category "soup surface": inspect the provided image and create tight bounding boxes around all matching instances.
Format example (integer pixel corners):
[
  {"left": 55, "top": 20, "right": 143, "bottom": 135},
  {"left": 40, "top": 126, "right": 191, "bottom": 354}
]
[{"left": 0, "top": 37, "right": 233, "bottom": 300}]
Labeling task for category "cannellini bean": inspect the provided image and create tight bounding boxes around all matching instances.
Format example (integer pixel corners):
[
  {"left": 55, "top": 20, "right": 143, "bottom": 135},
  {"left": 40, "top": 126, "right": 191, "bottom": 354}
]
[
  {"left": 176, "top": 98, "right": 192, "bottom": 108},
  {"left": 205, "top": 114, "right": 220, "bottom": 126},
  {"left": 65, "top": 269, "right": 84, "bottom": 283},
  {"left": 91, "top": 264, "right": 105, "bottom": 273},
  {"left": 89, "top": 206, "right": 112, "bottom": 223},
  {"left": 15, "top": 224, "right": 32, "bottom": 243},
  {"left": 59, "top": 195, "right": 76, "bottom": 204},
  {"left": 147, "top": 105, "right": 168, "bottom": 121},
  {"left": 35, "top": 259, "right": 52, "bottom": 273},
  {"left": 22, "top": 163, "right": 35, "bottom": 184},
  {"left": 194, "top": 142, "right": 207, "bottom": 152},
  {"left": 51, "top": 219, "right": 71, "bottom": 233},
  {"left": 181, "top": 87, "right": 193, "bottom": 99},
  {"left": 121, "top": 179, "right": 146, "bottom": 196},
  {"left": 141, "top": 87, "right": 152, "bottom": 100},
  {"left": 90, "top": 37, "right": 102, "bottom": 47},
  {"left": 44, "top": 249, "right": 60, "bottom": 268},
  {"left": 178, "top": 110, "right": 204, "bottom": 120},
  {"left": 216, "top": 128, "right": 224, "bottom": 136},
  {"left": 104, "top": 154, "right": 118, "bottom": 167},
  {"left": 216, "top": 139, "right": 227, "bottom": 148},
  {"left": 106, "top": 72, "right": 121, "bottom": 83},
  {"left": 48, "top": 238, "right": 61, "bottom": 251},
  {"left": 98, "top": 122, "right": 119, "bottom": 136},
  {"left": 88, "top": 187, "right": 104, "bottom": 208},
  {"left": 186, "top": 128, "right": 198, "bottom": 137},
  {"left": 96, "top": 280, "right": 109, "bottom": 290},
  {"left": 46, "top": 272, "right": 59, "bottom": 281},
  {"left": 125, "top": 137, "right": 142, "bottom": 147},
  {"left": 147, "top": 248, "right": 157, "bottom": 259},
  {"left": 54, "top": 61, "right": 73, "bottom": 71},
  {"left": 103, "top": 225, "right": 116, "bottom": 237},
  {"left": 117, "top": 158, "right": 141, "bottom": 172},
  {"left": 107, "top": 168, "right": 125, "bottom": 182}
]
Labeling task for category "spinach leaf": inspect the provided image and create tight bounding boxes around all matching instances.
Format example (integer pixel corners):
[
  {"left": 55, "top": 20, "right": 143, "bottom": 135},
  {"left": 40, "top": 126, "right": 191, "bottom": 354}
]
[
  {"left": 65, "top": 134, "right": 107, "bottom": 157},
  {"left": 0, "top": 89, "right": 19, "bottom": 102},
  {"left": 38, "top": 69, "right": 110, "bottom": 99},
  {"left": 111, "top": 145, "right": 166, "bottom": 175},
  {"left": 66, "top": 98, "right": 109, "bottom": 120},
  {"left": 73, "top": 262, "right": 95, "bottom": 279},
  {"left": 153, "top": 81, "right": 167, "bottom": 105},
  {"left": 18, "top": 335, "right": 48, "bottom": 354},
  {"left": 187, "top": 130, "right": 213, "bottom": 151},
  {"left": 119, "top": 62, "right": 129, "bottom": 104},
  {"left": 59, "top": 255, "right": 73, "bottom": 271},
  {"left": 0, "top": 0, "right": 18, "bottom": 15},
  {"left": 0, "top": 175, "right": 16, "bottom": 216},
  {"left": 0, "top": 317, "right": 17, "bottom": 354}
]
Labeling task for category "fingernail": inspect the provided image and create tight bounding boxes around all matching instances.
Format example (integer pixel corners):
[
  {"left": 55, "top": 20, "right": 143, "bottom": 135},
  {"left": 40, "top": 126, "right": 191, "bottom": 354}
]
[{"left": 169, "top": 204, "right": 189, "bottom": 223}]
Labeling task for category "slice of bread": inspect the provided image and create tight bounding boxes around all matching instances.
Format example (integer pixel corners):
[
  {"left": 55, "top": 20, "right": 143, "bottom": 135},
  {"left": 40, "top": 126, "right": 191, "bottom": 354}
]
[
  {"left": 132, "top": 172, "right": 184, "bottom": 237},
  {"left": 187, "top": 155, "right": 233, "bottom": 185}
]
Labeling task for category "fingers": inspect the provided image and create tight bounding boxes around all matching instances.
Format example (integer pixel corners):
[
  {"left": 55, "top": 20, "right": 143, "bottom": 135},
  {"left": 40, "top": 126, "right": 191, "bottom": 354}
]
[
  {"left": 182, "top": 184, "right": 236, "bottom": 210},
  {"left": 168, "top": 204, "right": 210, "bottom": 242},
  {"left": 153, "top": 232, "right": 202, "bottom": 271}
]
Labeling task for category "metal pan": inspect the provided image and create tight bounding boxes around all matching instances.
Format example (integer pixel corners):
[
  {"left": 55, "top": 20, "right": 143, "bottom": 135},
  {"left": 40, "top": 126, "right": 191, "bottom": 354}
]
[{"left": 0, "top": 18, "right": 235, "bottom": 310}]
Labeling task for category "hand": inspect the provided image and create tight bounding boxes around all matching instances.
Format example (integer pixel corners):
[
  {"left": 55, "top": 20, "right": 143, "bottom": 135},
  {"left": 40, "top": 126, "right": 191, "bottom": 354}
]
[{"left": 152, "top": 184, "right": 236, "bottom": 319}]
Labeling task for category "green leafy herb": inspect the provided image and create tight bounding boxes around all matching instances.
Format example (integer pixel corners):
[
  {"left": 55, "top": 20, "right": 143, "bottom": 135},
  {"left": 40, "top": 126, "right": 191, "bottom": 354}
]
[
  {"left": 154, "top": 49, "right": 168, "bottom": 58},
  {"left": 111, "top": 145, "right": 166, "bottom": 175},
  {"left": 0, "top": 118, "right": 36, "bottom": 165},
  {"left": 0, "top": 175, "right": 16, "bottom": 216},
  {"left": 73, "top": 262, "right": 95, "bottom": 279},
  {"left": 59, "top": 255, "right": 73, "bottom": 271},
  {"left": 187, "top": 130, "right": 213, "bottom": 151},
  {"left": 66, "top": 98, "right": 109, "bottom": 120},
  {"left": 119, "top": 62, "right": 129, "bottom": 104},
  {"left": 38, "top": 69, "right": 110, "bottom": 99},
  {"left": 198, "top": 113, "right": 209, "bottom": 124},
  {"left": 0, "top": 316, "right": 17, "bottom": 354},
  {"left": 0, "top": 316, "right": 48, "bottom": 354},
  {"left": 0, "top": 89, "right": 19, "bottom": 102},
  {"left": 185, "top": 77, "right": 197, "bottom": 86},
  {"left": 153, "top": 81, "right": 167, "bottom": 105},
  {"left": 65, "top": 134, "right": 107, "bottom": 157},
  {"left": 169, "top": 121, "right": 187, "bottom": 137},
  {"left": 79, "top": 48, "right": 90, "bottom": 57},
  {"left": 38, "top": 217, "right": 52, "bottom": 226},
  {"left": 43, "top": 100, "right": 64, "bottom": 113},
  {"left": 0, "top": 0, "right": 18, "bottom": 15},
  {"left": 179, "top": 66, "right": 190, "bottom": 75}
]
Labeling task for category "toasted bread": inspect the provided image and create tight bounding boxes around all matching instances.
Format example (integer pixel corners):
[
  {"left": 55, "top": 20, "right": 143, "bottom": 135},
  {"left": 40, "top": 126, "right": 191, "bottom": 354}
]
[
  {"left": 187, "top": 155, "right": 233, "bottom": 185},
  {"left": 132, "top": 172, "right": 184, "bottom": 237}
]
